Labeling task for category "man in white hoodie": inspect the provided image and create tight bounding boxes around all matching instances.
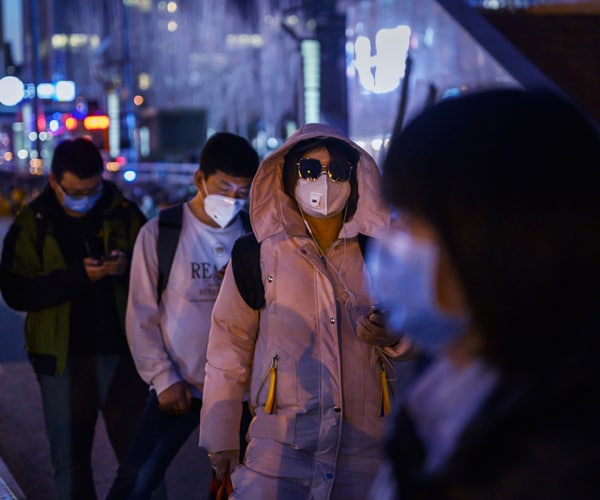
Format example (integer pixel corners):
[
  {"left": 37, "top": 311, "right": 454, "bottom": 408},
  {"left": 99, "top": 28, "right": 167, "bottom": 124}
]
[{"left": 107, "top": 132, "right": 259, "bottom": 499}]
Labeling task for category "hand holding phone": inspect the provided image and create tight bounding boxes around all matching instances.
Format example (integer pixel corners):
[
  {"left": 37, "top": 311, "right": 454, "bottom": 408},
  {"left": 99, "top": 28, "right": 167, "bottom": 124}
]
[
  {"left": 102, "top": 250, "right": 127, "bottom": 276},
  {"left": 356, "top": 304, "right": 399, "bottom": 348},
  {"left": 84, "top": 257, "right": 106, "bottom": 281}
]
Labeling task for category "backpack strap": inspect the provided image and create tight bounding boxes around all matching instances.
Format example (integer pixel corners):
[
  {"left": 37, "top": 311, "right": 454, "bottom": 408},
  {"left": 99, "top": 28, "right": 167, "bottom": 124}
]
[
  {"left": 230, "top": 232, "right": 372, "bottom": 311},
  {"left": 239, "top": 210, "right": 252, "bottom": 234},
  {"left": 358, "top": 233, "right": 370, "bottom": 259},
  {"left": 231, "top": 232, "right": 264, "bottom": 310},
  {"left": 156, "top": 203, "right": 184, "bottom": 302}
]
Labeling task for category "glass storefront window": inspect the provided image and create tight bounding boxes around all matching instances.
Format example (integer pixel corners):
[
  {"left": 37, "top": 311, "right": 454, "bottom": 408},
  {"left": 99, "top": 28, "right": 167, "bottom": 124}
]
[{"left": 345, "top": 0, "right": 519, "bottom": 160}]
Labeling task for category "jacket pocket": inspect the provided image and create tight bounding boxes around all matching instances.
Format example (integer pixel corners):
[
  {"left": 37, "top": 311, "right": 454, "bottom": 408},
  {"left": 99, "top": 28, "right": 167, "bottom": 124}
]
[{"left": 24, "top": 304, "right": 70, "bottom": 375}]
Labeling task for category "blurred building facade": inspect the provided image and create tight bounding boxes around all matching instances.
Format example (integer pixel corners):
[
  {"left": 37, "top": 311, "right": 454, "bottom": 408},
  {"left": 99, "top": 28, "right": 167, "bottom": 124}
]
[{"left": 1, "top": 0, "right": 598, "bottom": 171}]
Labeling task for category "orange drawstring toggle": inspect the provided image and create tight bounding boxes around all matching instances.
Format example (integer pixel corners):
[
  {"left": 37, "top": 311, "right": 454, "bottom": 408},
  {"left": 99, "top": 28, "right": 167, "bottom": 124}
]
[{"left": 379, "top": 363, "right": 391, "bottom": 416}]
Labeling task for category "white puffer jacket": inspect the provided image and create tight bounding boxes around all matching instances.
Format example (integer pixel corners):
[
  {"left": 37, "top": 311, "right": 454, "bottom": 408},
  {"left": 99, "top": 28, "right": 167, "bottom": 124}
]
[{"left": 200, "top": 123, "right": 398, "bottom": 498}]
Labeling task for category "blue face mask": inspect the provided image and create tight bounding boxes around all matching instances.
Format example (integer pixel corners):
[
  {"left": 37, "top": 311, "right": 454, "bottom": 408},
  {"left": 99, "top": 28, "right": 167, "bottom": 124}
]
[
  {"left": 60, "top": 185, "right": 103, "bottom": 215},
  {"left": 366, "top": 231, "right": 468, "bottom": 354}
]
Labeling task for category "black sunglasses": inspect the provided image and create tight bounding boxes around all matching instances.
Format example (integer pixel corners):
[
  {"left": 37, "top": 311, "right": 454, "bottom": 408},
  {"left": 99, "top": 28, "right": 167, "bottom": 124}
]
[{"left": 296, "top": 158, "right": 353, "bottom": 183}]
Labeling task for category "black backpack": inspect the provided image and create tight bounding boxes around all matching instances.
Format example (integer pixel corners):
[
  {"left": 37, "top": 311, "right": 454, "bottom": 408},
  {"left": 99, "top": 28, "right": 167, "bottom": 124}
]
[{"left": 155, "top": 203, "right": 251, "bottom": 302}]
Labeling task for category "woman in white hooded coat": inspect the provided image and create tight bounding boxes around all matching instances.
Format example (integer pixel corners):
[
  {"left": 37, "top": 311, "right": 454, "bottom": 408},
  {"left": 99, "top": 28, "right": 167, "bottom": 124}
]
[{"left": 199, "top": 123, "right": 415, "bottom": 499}]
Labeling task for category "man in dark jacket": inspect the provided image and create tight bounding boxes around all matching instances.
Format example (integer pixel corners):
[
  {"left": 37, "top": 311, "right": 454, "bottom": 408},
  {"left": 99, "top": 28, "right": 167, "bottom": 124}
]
[{"left": 0, "top": 137, "right": 148, "bottom": 500}]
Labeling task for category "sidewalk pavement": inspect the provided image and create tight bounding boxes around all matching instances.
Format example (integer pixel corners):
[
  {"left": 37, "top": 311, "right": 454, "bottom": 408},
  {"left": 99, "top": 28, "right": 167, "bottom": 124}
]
[
  {"left": 0, "top": 216, "right": 22, "bottom": 500},
  {"left": 0, "top": 457, "right": 24, "bottom": 500}
]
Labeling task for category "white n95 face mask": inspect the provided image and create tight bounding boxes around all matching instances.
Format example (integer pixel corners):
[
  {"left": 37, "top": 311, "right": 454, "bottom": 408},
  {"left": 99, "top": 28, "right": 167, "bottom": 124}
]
[
  {"left": 366, "top": 230, "right": 468, "bottom": 354},
  {"left": 294, "top": 173, "right": 350, "bottom": 218},
  {"left": 204, "top": 194, "right": 245, "bottom": 228}
]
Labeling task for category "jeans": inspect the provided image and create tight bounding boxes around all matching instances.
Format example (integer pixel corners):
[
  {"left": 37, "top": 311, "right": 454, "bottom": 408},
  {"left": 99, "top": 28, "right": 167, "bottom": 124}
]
[
  {"left": 37, "top": 352, "right": 148, "bottom": 500},
  {"left": 107, "top": 390, "right": 253, "bottom": 500}
]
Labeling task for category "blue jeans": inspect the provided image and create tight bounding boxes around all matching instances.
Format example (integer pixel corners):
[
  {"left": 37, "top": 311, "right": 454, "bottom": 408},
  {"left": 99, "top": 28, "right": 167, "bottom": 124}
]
[
  {"left": 107, "top": 390, "right": 252, "bottom": 500},
  {"left": 37, "top": 353, "right": 147, "bottom": 500}
]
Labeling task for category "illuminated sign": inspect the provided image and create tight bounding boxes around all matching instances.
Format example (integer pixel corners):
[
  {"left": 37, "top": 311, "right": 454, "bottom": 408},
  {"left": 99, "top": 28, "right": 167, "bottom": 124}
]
[
  {"left": 301, "top": 39, "right": 320, "bottom": 124},
  {"left": 107, "top": 91, "right": 120, "bottom": 158},
  {"left": 354, "top": 25, "right": 411, "bottom": 94},
  {"left": 0, "top": 76, "right": 25, "bottom": 106},
  {"left": 123, "top": 0, "right": 152, "bottom": 12},
  {"left": 84, "top": 115, "right": 110, "bottom": 130},
  {"left": 65, "top": 116, "right": 78, "bottom": 130},
  {"left": 55, "top": 81, "right": 76, "bottom": 102},
  {"left": 35, "top": 80, "right": 77, "bottom": 102},
  {"left": 37, "top": 83, "right": 55, "bottom": 100}
]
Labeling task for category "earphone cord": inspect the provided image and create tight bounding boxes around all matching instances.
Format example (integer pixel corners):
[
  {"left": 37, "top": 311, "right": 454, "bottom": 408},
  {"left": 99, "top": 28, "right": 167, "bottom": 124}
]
[
  {"left": 302, "top": 217, "right": 327, "bottom": 265},
  {"left": 297, "top": 201, "right": 350, "bottom": 264},
  {"left": 298, "top": 203, "right": 358, "bottom": 313}
]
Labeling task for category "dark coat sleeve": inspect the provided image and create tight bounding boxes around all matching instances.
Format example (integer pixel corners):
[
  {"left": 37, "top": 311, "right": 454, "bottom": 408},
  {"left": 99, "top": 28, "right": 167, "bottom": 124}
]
[{"left": 0, "top": 222, "right": 91, "bottom": 312}]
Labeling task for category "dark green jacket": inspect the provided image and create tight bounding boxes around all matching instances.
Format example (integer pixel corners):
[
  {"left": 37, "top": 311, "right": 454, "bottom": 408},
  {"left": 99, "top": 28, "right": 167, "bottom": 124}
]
[{"left": 0, "top": 181, "right": 146, "bottom": 375}]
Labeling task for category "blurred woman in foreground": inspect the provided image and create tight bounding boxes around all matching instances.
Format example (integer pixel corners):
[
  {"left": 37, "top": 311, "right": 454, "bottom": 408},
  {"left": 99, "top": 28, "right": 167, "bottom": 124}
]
[{"left": 369, "top": 88, "right": 600, "bottom": 498}]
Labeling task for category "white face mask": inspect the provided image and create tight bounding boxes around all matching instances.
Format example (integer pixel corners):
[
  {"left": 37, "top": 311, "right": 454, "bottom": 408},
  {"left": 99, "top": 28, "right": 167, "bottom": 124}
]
[
  {"left": 203, "top": 181, "right": 246, "bottom": 228},
  {"left": 294, "top": 172, "right": 350, "bottom": 218},
  {"left": 366, "top": 230, "right": 468, "bottom": 354}
]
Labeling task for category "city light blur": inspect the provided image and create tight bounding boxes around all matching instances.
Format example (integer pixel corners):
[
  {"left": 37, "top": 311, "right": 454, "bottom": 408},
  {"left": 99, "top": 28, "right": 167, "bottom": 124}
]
[{"left": 0, "top": 0, "right": 597, "bottom": 216}]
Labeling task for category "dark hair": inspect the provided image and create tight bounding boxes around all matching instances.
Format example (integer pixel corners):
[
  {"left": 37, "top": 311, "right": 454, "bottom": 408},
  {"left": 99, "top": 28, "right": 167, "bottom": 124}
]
[
  {"left": 282, "top": 137, "right": 360, "bottom": 220},
  {"left": 199, "top": 132, "right": 259, "bottom": 179},
  {"left": 382, "top": 88, "right": 600, "bottom": 373},
  {"left": 50, "top": 137, "right": 104, "bottom": 181}
]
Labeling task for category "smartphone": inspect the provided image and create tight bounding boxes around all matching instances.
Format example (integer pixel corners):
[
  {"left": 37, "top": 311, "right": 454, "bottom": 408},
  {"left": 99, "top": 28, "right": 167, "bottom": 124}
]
[
  {"left": 101, "top": 254, "right": 119, "bottom": 262},
  {"left": 369, "top": 304, "right": 389, "bottom": 317}
]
